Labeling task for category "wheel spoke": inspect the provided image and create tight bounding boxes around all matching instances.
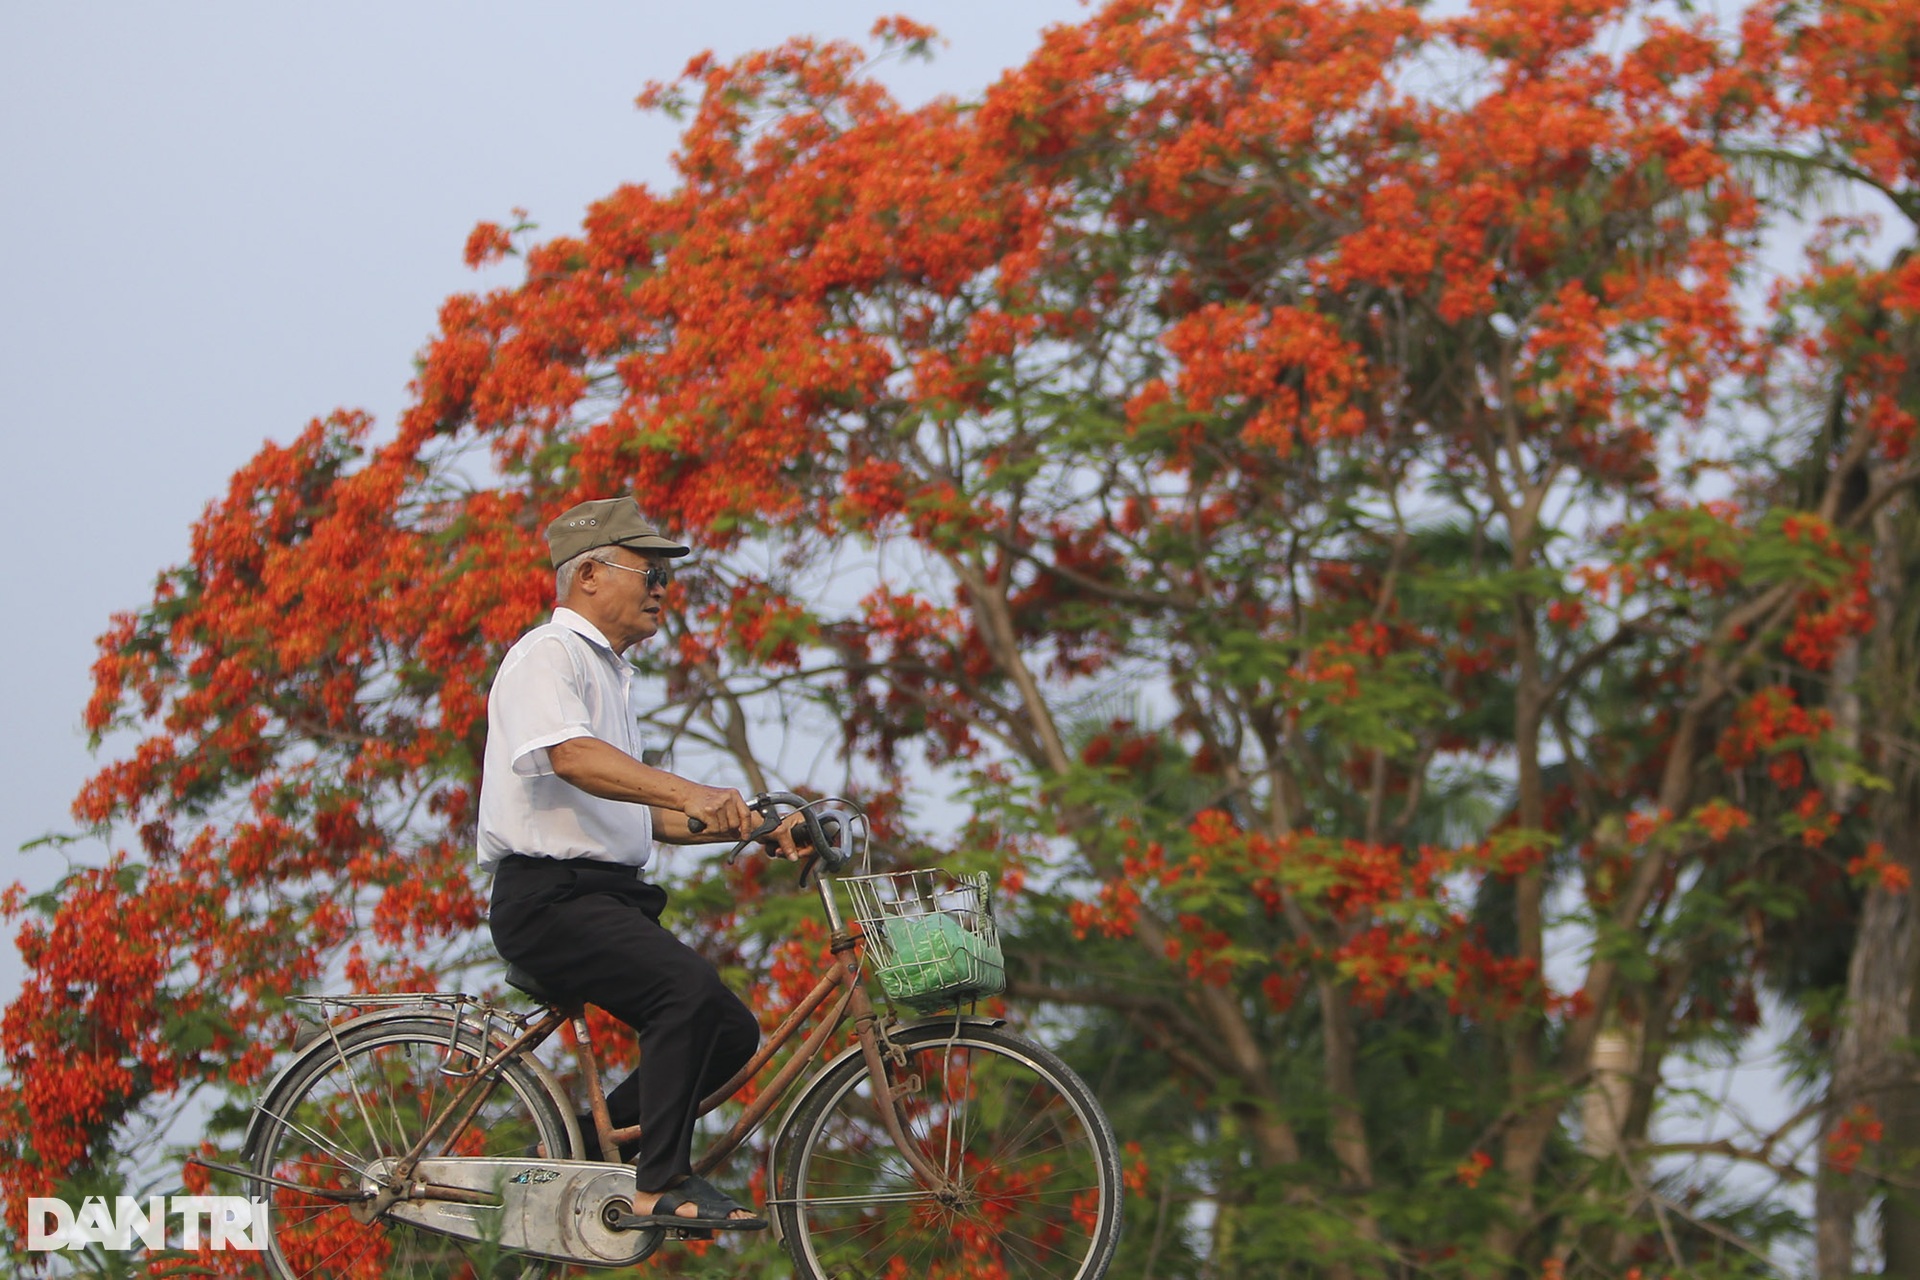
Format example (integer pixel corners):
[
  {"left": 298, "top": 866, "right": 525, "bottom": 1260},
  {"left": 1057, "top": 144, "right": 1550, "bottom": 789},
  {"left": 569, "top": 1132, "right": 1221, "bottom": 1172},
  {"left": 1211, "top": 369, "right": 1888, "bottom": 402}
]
[
  {"left": 244, "top": 1017, "right": 566, "bottom": 1280},
  {"left": 779, "top": 1189, "right": 945, "bottom": 1208},
  {"left": 780, "top": 1026, "right": 1119, "bottom": 1280}
]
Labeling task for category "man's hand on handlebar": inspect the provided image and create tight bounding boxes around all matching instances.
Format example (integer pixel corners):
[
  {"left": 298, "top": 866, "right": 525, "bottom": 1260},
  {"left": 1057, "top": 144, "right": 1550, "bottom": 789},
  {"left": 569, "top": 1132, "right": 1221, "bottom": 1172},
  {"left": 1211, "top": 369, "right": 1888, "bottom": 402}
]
[
  {"left": 682, "top": 785, "right": 756, "bottom": 839},
  {"left": 685, "top": 792, "right": 845, "bottom": 884},
  {"left": 677, "top": 796, "right": 808, "bottom": 860},
  {"left": 756, "top": 812, "right": 810, "bottom": 863}
]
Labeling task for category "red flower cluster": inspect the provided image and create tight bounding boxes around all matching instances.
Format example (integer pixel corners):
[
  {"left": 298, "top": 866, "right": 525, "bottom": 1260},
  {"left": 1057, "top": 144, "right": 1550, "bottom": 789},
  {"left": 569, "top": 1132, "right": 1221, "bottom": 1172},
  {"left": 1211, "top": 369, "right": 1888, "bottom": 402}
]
[{"left": 1717, "top": 685, "right": 1834, "bottom": 790}]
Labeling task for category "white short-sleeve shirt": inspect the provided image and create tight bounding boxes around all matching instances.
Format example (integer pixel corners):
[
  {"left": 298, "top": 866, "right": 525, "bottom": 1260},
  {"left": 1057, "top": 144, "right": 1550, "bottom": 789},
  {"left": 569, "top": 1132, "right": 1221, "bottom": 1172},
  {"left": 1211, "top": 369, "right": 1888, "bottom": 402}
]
[{"left": 477, "top": 607, "right": 654, "bottom": 871}]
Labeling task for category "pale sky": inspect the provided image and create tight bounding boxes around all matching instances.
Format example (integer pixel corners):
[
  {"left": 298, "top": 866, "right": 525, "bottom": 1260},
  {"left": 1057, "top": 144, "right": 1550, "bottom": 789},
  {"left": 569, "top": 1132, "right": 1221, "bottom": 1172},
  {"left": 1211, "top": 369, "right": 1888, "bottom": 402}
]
[{"left": 0, "top": 1, "right": 1086, "bottom": 1005}]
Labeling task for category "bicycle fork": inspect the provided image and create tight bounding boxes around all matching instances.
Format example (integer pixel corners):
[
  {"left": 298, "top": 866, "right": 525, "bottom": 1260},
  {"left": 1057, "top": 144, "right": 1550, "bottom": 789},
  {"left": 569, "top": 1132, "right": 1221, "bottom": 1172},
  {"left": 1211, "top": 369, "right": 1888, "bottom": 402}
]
[{"left": 843, "top": 960, "right": 956, "bottom": 1197}]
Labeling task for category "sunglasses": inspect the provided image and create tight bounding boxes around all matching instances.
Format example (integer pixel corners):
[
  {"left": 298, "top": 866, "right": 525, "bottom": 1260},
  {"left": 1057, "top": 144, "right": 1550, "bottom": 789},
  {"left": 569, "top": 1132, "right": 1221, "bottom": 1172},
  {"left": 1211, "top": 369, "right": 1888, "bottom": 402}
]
[{"left": 598, "top": 560, "right": 674, "bottom": 591}]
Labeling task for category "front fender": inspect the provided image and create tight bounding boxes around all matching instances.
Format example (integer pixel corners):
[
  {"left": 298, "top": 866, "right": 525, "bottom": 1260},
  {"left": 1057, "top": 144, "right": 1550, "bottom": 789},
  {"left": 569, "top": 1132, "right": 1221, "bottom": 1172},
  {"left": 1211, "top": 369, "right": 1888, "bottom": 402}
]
[{"left": 763, "top": 1014, "right": 1006, "bottom": 1243}]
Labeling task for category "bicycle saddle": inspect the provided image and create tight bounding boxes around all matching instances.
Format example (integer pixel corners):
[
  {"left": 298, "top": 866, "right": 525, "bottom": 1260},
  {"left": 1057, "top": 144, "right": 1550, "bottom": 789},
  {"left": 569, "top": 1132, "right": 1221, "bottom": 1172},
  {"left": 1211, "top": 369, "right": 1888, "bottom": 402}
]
[{"left": 504, "top": 962, "right": 571, "bottom": 1007}]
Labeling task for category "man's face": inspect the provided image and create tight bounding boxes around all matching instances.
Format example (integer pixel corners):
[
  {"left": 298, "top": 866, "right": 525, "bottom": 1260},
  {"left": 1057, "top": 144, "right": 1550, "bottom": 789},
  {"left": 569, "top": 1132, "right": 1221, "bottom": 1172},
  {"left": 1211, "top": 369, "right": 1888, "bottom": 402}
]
[{"left": 592, "top": 547, "right": 671, "bottom": 644}]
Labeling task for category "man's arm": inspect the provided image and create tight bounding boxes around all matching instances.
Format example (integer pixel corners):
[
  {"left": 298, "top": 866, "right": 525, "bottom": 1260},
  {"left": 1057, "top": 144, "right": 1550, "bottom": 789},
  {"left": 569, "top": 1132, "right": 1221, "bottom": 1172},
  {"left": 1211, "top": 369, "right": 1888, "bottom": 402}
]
[{"left": 547, "top": 736, "right": 754, "bottom": 837}]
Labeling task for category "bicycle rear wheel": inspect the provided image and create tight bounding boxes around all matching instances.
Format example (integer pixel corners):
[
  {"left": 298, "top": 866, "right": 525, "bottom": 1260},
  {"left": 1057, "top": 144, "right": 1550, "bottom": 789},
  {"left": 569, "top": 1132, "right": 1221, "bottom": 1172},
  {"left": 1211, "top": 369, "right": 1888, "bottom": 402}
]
[
  {"left": 244, "top": 1013, "right": 571, "bottom": 1280},
  {"left": 775, "top": 1021, "right": 1122, "bottom": 1280}
]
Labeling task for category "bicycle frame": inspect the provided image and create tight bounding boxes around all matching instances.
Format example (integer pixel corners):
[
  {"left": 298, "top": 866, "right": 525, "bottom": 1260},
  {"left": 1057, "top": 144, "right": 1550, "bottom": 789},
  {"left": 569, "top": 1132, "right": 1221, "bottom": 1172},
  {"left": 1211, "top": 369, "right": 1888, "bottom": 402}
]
[
  {"left": 328, "top": 866, "right": 953, "bottom": 1229},
  {"left": 212, "top": 794, "right": 1122, "bottom": 1280}
]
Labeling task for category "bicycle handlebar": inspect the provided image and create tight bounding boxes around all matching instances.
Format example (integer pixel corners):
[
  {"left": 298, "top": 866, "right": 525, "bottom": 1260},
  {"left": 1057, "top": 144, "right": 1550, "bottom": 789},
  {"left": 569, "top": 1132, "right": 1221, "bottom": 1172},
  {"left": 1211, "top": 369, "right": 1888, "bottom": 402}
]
[{"left": 692, "top": 792, "right": 858, "bottom": 885}]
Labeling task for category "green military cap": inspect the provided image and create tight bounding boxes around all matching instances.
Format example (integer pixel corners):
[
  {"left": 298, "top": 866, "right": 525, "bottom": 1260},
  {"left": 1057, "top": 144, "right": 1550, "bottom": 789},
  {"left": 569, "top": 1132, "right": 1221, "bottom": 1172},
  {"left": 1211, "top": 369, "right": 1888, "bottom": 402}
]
[{"left": 545, "top": 497, "right": 691, "bottom": 568}]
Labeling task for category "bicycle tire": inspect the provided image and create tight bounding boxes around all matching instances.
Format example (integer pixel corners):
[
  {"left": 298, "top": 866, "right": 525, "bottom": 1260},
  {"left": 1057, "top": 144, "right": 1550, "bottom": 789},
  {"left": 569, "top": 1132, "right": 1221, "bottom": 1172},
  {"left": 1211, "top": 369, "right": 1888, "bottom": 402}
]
[
  {"left": 244, "top": 1013, "right": 571, "bottom": 1280},
  {"left": 775, "top": 1021, "right": 1123, "bottom": 1280}
]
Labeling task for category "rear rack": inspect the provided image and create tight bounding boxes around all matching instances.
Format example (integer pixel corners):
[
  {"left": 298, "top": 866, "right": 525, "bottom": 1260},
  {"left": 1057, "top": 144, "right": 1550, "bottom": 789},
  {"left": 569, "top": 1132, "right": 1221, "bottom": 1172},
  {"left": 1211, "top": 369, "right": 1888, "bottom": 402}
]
[{"left": 289, "top": 992, "right": 533, "bottom": 1077}]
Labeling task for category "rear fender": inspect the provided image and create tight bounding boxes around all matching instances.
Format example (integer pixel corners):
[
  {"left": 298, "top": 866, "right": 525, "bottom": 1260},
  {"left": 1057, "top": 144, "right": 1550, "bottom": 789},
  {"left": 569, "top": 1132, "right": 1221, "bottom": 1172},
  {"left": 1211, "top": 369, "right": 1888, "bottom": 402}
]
[{"left": 242, "top": 1005, "right": 581, "bottom": 1162}]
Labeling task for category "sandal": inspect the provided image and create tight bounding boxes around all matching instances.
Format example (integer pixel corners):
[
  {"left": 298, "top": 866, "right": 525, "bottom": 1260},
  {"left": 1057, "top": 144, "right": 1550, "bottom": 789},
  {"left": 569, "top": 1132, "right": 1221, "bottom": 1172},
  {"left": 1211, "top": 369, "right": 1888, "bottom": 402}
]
[{"left": 627, "top": 1175, "right": 767, "bottom": 1233}]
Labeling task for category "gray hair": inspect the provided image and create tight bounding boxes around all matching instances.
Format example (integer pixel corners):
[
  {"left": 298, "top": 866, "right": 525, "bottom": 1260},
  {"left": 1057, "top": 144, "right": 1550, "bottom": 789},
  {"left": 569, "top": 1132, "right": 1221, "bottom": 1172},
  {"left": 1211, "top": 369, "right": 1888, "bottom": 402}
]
[{"left": 555, "top": 545, "right": 624, "bottom": 601}]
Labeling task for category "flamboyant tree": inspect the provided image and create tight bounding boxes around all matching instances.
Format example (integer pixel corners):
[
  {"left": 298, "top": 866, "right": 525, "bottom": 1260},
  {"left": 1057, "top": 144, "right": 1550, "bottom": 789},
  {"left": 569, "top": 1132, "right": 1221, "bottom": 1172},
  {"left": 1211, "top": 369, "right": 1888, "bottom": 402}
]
[
  {"left": 1738, "top": 2, "right": 1920, "bottom": 1273},
  {"left": 5, "top": 1, "right": 1919, "bottom": 1276}
]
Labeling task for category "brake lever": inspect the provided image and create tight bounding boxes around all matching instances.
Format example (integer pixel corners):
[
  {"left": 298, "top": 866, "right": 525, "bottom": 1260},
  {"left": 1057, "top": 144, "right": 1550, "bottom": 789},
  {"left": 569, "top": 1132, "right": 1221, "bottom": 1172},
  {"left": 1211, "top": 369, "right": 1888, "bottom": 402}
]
[
  {"left": 696, "top": 808, "right": 786, "bottom": 866},
  {"left": 691, "top": 795, "right": 844, "bottom": 881}
]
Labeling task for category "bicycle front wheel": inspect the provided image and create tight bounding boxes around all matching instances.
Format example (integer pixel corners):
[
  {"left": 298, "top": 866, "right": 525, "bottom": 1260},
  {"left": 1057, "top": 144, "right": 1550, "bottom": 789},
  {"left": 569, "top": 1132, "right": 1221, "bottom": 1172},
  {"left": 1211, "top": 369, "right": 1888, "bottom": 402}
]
[
  {"left": 244, "top": 1013, "right": 571, "bottom": 1280},
  {"left": 776, "top": 1021, "right": 1122, "bottom": 1280}
]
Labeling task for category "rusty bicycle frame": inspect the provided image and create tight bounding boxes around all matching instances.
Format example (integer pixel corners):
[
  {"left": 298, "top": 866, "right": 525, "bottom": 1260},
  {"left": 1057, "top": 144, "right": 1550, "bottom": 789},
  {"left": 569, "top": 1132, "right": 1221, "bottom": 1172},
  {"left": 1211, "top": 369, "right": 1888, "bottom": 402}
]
[{"left": 316, "top": 809, "right": 958, "bottom": 1230}]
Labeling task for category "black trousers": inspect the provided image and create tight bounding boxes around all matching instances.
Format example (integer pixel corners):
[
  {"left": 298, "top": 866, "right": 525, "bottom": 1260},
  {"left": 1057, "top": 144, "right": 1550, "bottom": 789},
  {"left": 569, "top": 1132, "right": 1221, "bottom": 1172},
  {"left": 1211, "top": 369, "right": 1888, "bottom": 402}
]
[{"left": 488, "top": 855, "right": 760, "bottom": 1190}]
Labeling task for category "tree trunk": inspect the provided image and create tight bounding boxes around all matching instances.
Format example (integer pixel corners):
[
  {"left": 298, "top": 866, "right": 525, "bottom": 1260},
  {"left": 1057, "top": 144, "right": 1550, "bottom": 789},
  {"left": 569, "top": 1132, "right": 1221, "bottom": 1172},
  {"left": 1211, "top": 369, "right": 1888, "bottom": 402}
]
[
  {"left": 1875, "top": 844, "right": 1920, "bottom": 1275},
  {"left": 1818, "top": 876, "right": 1916, "bottom": 1277},
  {"left": 1870, "top": 495, "right": 1920, "bottom": 1276},
  {"left": 1821, "top": 496, "right": 1920, "bottom": 1277},
  {"left": 1581, "top": 1026, "right": 1638, "bottom": 1157}
]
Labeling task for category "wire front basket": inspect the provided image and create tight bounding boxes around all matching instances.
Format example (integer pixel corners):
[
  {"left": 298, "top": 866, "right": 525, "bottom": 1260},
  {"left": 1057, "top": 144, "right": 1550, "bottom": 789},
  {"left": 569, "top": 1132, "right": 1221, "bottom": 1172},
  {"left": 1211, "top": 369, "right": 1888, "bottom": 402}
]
[{"left": 843, "top": 869, "right": 1006, "bottom": 1013}]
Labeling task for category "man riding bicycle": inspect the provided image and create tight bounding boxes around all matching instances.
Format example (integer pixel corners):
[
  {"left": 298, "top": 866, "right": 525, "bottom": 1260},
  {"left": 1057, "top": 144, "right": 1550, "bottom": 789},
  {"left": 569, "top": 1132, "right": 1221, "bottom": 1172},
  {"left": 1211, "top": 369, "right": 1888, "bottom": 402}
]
[{"left": 478, "top": 496, "right": 804, "bottom": 1231}]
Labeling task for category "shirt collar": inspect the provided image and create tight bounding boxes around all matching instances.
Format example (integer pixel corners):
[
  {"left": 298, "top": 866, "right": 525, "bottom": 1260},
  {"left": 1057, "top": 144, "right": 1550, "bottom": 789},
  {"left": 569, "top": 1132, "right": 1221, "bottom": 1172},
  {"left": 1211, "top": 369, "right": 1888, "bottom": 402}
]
[{"left": 551, "top": 606, "right": 623, "bottom": 656}]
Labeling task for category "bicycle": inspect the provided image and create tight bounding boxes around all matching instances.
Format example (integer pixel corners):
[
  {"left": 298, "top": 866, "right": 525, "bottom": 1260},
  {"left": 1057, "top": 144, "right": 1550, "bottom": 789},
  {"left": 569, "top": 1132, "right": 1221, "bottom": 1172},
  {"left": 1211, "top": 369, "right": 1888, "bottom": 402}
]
[{"left": 199, "top": 794, "right": 1123, "bottom": 1279}]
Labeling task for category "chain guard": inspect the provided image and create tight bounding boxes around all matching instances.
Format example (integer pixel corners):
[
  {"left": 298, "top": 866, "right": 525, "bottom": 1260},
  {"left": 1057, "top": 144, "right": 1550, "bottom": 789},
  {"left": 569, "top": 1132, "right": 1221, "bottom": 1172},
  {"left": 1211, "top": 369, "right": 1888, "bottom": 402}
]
[{"left": 368, "top": 1158, "right": 663, "bottom": 1266}]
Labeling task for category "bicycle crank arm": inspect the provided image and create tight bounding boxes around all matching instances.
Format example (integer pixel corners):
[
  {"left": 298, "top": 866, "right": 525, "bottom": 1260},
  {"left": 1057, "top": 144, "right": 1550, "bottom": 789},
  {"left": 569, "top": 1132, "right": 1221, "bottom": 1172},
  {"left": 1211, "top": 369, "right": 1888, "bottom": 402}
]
[
  {"left": 370, "top": 1157, "right": 665, "bottom": 1267},
  {"left": 601, "top": 1203, "right": 717, "bottom": 1241}
]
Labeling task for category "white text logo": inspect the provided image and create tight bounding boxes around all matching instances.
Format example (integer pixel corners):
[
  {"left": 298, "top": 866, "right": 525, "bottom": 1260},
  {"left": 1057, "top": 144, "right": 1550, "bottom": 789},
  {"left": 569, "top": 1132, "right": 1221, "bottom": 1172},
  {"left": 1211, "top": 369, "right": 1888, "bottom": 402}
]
[{"left": 26, "top": 1196, "right": 269, "bottom": 1251}]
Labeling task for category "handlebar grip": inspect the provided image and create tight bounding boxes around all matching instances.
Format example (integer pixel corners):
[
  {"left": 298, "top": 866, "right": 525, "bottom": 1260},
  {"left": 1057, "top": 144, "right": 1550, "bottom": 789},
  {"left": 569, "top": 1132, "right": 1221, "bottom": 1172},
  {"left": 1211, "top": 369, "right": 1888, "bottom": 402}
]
[
  {"left": 715, "top": 793, "right": 856, "bottom": 883},
  {"left": 804, "top": 815, "right": 844, "bottom": 858},
  {"left": 753, "top": 814, "right": 838, "bottom": 854},
  {"left": 686, "top": 816, "right": 707, "bottom": 835}
]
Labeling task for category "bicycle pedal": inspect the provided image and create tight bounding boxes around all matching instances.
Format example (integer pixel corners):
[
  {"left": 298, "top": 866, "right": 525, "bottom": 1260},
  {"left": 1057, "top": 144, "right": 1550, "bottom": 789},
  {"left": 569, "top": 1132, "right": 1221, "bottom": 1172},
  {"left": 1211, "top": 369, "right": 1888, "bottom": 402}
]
[{"left": 602, "top": 1205, "right": 714, "bottom": 1241}]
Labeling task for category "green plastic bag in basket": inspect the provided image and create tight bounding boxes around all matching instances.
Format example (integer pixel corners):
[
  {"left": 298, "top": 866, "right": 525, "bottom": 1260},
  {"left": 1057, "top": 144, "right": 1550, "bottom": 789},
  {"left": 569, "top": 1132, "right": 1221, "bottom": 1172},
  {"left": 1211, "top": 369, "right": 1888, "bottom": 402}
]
[{"left": 877, "top": 913, "right": 1004, "bottom": 1009}]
